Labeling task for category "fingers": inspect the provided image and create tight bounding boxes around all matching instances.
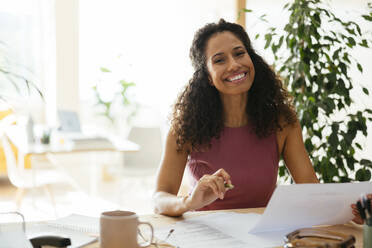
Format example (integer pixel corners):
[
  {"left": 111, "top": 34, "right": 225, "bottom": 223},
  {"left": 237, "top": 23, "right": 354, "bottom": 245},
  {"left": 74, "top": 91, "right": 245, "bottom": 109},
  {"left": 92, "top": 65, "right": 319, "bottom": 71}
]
[
  {"left": 199, "top": 174, "right": 226, "bottom": 199},
  {"left": 213, "top": 168, "right": 232, "bottom": 185},
  {"left": 352, "top": 215, "right": 363, "bottom": 225},
  {"left": 351, "top": 204, "right": 363, "bottom": 224},
  {"left": 350, "top": 203, "right": 364, "bottom": 225}
]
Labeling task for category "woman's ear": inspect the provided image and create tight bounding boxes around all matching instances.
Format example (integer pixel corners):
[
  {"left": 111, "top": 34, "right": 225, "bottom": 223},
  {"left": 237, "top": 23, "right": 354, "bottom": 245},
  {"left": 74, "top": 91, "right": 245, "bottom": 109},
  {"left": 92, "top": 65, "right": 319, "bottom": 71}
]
[{"left": 208, "top": 76, "right": 214, "bottom": 86}]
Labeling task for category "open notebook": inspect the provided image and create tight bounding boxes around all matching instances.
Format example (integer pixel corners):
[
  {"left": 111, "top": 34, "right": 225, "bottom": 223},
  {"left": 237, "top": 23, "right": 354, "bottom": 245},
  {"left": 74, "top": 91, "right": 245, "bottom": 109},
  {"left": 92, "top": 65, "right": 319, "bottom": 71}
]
[{"left": 26, "top": 214, "right": 99, "bottom": 248}]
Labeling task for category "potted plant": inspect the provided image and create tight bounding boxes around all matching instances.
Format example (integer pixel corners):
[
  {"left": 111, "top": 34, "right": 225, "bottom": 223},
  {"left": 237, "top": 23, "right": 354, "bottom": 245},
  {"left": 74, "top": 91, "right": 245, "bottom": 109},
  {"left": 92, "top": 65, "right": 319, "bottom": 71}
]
[
  {"left": 245, "top": 1, "right": 372, "bottom": 182},
  {"left": 92, "top": 64, "right": 138, "bottom": 137},
  {"left": 0, "top": 41, "right": 42, "bottom": 102}
]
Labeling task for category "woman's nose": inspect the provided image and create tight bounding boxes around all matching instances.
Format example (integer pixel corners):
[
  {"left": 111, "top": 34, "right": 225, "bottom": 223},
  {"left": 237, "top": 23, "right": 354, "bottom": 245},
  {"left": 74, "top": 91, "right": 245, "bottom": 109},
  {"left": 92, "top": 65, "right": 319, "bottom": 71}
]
[{"left": 227, "top": 58, "right": 240, "bottom": 71}]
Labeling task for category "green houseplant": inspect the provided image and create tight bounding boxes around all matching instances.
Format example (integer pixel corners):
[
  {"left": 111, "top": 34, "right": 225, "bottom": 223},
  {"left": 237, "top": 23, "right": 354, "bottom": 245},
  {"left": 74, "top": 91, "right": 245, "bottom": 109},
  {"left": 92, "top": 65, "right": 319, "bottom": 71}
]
[
  {"left": 0, "top": 41, "right": 42, "bottom": 101},
  {"left": 92, "top": 66, "right": 137, "bottom": 135},
  {"left": 246, "top": 0, "right": 372, "bottom": 183}
]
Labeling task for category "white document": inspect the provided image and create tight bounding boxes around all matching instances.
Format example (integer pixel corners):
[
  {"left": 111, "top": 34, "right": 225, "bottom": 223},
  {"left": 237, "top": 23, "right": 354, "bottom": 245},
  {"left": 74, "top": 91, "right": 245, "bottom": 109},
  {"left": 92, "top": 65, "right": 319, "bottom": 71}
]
[
  {"left": 155, "top": 182, "right": 372, "bottom": 247},
  {"left": 250, "top": 181, "right": 372, "bottom": 233},
  {"left": 45, "top": 214, "right": 99, "bottom": 233},
  {"left": 156, "top": 212, "right": 289, "bottom": 248}
]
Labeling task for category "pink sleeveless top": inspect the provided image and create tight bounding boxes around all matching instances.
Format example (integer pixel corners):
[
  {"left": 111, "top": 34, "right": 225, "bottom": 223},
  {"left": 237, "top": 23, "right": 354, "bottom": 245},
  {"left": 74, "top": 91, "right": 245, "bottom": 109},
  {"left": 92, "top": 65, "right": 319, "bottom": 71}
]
[{"left": 186, "top": 124, "right": 279, "bottom": 210}]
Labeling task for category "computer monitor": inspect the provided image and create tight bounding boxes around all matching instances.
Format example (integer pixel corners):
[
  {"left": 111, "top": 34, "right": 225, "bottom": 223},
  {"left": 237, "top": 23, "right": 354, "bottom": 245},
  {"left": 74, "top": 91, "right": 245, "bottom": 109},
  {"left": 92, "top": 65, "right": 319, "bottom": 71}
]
[{"left": 57, "top": 110, "right": 81, "bottom": 133}]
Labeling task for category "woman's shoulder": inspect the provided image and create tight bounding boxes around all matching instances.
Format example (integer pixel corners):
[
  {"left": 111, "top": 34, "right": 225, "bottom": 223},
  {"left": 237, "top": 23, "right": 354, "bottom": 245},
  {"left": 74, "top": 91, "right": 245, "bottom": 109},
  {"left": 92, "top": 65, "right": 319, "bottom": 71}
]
[
  {"left": 277, "top": 112, "right": 299, "bottom": 132},
  {"left": 276, "top": 115, "right": 300, "bottom": 154},
  {"left": 166, "top": 127, "right": 192, "bottom": 154}
]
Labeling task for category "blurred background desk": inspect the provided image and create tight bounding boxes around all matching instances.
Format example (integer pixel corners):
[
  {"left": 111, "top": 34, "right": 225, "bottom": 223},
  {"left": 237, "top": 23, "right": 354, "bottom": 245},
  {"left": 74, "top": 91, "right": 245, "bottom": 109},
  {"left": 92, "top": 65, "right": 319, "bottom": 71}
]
[
  {"left": 5, "top": 125, "right": 140, "bottom": 155},
  {"left": 4, "top": 125, "right": 140, "bottom": 196}
]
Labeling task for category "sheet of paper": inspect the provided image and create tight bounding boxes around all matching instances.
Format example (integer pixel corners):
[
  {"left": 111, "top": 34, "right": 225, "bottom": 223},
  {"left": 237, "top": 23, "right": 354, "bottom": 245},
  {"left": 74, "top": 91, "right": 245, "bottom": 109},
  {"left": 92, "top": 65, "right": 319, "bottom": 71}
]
[
  {"left": 155, "top": 212, "right": 289, "bottom": 248},
  {"left": 251, "top": 181, "right": 372, "bottom": 233},
  {"left": 45, "top": 214, "right": 99, "bottom": 233}
]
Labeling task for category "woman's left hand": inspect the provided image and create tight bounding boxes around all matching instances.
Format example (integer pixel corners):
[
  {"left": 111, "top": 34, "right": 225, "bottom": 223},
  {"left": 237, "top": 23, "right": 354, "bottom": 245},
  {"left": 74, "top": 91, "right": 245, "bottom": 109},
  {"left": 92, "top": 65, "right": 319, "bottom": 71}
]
[{"left": 351, "top": 194, "right": 372, "bottom": 224}]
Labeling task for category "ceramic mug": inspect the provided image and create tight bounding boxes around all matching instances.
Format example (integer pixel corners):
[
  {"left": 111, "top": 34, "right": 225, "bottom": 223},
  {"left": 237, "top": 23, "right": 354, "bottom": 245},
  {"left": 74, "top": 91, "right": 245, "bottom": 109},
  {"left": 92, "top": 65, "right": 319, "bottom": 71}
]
[{"left": 100, "top": 210, "right": 154, "bottom": 248}]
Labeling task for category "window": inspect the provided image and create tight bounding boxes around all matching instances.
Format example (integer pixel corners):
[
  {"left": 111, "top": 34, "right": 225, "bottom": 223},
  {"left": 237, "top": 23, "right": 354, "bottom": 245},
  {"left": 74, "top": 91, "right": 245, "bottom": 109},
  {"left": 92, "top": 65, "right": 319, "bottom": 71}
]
[
  {"left": 79, "top": 0, "right": 237, "bottom": 128},
  {"left": 0, "top": 0, "right": 55, "bottom": 122}
]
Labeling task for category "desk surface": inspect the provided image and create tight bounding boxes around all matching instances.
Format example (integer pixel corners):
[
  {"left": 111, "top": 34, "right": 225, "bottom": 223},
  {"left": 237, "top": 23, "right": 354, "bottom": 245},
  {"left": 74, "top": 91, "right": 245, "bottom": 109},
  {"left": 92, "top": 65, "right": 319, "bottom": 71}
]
[
  {"left": 85, "top": 208, "right": 364, "bottom": 248},
  {"left": 6, "top": 126, "right": 140, "bottom": 155}
]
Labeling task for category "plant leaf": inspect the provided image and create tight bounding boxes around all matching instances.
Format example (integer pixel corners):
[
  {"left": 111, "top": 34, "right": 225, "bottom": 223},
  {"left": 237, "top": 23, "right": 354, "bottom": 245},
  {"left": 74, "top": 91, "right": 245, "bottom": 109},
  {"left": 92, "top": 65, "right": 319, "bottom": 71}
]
[{"left": 362, "top": 87, "right": 369, "bottom": 95}]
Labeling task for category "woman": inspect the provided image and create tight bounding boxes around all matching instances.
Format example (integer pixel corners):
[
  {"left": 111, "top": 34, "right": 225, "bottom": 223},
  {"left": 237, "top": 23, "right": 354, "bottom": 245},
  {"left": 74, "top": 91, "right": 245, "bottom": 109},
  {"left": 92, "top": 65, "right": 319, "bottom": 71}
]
[{"left": 153, "top": 19, "right": 361, "bottom": 222}]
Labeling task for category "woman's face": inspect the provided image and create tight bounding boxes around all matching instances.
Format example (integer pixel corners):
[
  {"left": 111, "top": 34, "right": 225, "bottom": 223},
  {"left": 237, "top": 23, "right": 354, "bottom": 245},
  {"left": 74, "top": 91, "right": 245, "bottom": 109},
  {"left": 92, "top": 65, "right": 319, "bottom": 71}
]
[{"left": 205, "top": 31, "right": 255, "bottom": 96}]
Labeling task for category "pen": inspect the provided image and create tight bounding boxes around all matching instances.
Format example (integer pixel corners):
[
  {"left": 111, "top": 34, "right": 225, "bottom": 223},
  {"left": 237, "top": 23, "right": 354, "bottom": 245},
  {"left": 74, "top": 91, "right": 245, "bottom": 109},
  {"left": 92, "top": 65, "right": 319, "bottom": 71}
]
[
  {"left": 164, "top": 229, "right": 174, "bottom": 241},
  {"left": 224, "top": 183, "right": 234, "bottom": 189}
]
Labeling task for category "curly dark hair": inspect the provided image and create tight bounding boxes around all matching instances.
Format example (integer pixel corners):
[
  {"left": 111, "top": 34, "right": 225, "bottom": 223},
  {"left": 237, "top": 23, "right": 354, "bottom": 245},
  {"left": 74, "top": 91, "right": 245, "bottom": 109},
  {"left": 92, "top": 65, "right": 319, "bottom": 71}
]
[{"left": 171, "top": 19, "right": 296, "bottom": 153}]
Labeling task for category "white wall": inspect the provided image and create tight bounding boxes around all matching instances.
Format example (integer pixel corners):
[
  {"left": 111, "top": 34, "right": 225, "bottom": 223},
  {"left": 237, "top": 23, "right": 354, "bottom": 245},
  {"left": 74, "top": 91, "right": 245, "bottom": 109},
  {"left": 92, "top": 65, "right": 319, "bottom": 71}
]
[{"left": 55, "top": 0, "right": 79, "bottom": 120}]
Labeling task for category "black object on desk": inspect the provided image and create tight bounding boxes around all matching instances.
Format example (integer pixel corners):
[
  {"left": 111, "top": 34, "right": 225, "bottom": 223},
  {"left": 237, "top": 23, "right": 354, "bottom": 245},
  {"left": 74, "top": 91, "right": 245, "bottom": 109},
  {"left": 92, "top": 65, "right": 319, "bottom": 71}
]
[
  {"left": 0, "top": 211, "right": 72, "bottom": 248},
  {"left": 29, "top": 235, "right": 71, "bottom": 248}
]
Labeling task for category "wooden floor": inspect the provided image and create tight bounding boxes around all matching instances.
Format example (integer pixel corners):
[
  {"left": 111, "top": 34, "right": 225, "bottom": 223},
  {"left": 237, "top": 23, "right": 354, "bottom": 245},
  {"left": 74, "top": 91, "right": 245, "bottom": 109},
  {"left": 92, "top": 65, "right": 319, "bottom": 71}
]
[{"left": 0, "top": 177, "right": 17, "bottom": 201}]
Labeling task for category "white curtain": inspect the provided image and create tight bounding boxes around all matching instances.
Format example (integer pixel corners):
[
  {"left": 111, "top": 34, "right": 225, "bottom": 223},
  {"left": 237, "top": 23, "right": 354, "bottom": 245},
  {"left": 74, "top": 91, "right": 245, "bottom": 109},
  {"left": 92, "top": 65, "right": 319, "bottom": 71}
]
[{"left": 0, "top": 0, "right": 55, "bottom": 123}]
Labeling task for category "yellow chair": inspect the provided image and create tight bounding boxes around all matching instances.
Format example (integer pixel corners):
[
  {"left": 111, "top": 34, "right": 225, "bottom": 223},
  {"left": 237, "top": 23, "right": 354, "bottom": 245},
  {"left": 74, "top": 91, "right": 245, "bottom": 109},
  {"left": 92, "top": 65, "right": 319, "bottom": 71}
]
[
  {"left": 0, "top": 110, "right": 31, "bottom": 175},
  {"left": 0, "top": 111, "right": 69, "bottom": 216}
]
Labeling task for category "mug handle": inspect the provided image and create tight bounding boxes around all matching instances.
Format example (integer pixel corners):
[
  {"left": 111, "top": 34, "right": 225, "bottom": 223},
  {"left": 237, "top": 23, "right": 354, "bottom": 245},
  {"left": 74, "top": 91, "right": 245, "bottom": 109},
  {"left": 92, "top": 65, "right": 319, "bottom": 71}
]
[{"left": 138, "top": 221, "right": 154, "bottom": 247}]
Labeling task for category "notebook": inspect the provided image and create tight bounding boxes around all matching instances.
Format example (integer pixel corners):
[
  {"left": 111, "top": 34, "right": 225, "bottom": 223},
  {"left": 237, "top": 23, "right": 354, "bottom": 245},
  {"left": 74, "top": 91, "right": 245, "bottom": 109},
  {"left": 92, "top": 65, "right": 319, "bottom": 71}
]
[{"left": 26, "top": 214, "right": 99, "bottom": 248}]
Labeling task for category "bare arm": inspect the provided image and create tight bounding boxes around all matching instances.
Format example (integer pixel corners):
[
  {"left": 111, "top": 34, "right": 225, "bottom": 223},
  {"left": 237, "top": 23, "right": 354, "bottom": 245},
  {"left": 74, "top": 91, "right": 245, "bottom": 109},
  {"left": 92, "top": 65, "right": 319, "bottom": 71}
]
[
  {"left": 153, "top": 130, "right": 232, "bottom": 216},
  {"left": 282, "top": 121, "right": 319, "bottom": 183},
  {"left": 153, "top": 130, "right": 190, "bottom": 216}
]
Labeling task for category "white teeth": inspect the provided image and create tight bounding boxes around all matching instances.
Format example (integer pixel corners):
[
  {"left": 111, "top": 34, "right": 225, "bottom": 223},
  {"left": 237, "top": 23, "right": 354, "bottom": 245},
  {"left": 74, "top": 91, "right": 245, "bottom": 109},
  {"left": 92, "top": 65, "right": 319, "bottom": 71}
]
[{"left": 227, "top": 73, "right": 245, "bottom": 82}]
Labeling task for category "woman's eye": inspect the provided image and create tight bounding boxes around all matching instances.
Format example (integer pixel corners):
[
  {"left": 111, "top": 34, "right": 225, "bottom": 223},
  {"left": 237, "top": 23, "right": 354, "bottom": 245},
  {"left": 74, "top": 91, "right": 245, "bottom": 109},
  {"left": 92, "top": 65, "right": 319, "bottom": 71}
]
[
  {"left": 236, "top": 51, "right": 245, "bottom": 56},
  {"left": 214, "top": 58, "right": 224, "bottom": 64}
]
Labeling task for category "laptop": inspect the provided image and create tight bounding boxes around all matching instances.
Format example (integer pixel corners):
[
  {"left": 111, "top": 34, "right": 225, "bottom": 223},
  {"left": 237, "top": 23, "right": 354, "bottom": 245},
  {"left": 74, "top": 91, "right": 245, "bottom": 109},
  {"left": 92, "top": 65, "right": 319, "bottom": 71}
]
[
  {"left": 57, "top": 110, "right": 114, "bottom": 149},
  {"left": 58, "top": 110, "right": 81, "bottom": 133}
]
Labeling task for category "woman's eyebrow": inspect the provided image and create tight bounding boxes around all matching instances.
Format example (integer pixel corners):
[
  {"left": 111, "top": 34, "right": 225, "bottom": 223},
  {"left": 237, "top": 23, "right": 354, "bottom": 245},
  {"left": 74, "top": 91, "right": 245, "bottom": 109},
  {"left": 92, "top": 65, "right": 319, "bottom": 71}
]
[
  {"left": 233, "top": 46, "right": 245, "bottom": 50},
  {"left": 212, "top": 52, "right": 224, "bottom": 60},
  {"left": 211, "top": 46, "right": 245, "bottom": 59}
]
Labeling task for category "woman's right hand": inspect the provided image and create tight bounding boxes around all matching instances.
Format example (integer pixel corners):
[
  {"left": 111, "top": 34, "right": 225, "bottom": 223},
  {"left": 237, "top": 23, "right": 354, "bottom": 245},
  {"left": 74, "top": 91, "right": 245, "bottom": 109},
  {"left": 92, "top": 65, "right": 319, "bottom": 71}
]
[{"left": 185, "top": 168, "right": 232, "bottom": 211}]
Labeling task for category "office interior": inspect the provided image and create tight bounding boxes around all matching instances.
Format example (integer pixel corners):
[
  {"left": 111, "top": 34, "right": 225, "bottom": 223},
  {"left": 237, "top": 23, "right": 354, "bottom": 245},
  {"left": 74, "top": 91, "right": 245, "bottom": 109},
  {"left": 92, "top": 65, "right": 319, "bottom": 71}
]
[{"left": 0, "top": 0, "right": 371, "bottom": 223}]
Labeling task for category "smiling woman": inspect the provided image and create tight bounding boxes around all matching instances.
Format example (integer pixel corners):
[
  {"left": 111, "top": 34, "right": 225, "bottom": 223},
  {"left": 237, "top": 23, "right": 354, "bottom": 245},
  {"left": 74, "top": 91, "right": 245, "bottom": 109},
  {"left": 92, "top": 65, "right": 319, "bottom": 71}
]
[
  {"left": 152, "top": 19, "right": 320, "bottom": 217},
  {"left": 175, "top": 19, "right": 297, "bottom": 150},
  {"left": 205, "top": 32, "right": 255, "bottom": 96}
]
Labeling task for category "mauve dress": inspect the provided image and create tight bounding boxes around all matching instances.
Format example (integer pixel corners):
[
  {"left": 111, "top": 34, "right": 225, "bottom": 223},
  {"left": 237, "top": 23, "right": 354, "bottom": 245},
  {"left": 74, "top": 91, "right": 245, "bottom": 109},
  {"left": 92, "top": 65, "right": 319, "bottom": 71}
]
[{"left": 186, "top": 124, "right": 279, "bottom": 210}]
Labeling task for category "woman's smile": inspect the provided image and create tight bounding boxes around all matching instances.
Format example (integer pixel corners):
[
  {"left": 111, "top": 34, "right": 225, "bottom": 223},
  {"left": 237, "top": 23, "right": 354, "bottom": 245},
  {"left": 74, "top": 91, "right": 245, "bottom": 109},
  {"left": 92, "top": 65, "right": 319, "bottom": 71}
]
[
  {"left": 206, "top": 31, "right": 255, "bottom": 95},
  {"left": 225, "top": 71, "right": 248, "bottom": 85}
]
